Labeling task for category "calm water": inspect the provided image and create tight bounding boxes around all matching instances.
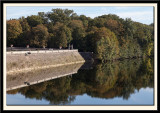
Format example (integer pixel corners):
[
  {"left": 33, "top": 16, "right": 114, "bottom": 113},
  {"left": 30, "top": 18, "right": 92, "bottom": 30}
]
[{"left": 6, "top": 58, "right": 154, "bottom": 105}]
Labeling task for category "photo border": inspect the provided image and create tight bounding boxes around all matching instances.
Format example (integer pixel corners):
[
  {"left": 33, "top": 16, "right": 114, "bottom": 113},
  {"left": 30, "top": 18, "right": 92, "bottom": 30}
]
[{"left": 1, "top": 0, "right": 158, "bottom": 111}]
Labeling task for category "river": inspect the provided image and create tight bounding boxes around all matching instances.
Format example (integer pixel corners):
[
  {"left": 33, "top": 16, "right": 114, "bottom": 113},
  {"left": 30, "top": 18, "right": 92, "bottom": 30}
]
[{"left": 6, "top": 58, "right": 154, "bottom": 105}]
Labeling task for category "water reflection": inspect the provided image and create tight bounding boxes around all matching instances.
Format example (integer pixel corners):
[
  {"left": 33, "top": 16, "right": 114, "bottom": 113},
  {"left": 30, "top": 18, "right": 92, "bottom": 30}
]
[
  {"left": 7, "top": 63, "right": 84, "bottom": 91},
  {"left": 7, "top": 58, "right": 154, "bottom": 105}
]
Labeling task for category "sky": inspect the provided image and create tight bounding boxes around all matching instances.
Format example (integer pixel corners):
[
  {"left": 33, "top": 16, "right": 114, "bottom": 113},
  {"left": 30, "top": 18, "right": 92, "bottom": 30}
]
[{"left": 6, "top": 6, "right": 154, "bottom": 25}]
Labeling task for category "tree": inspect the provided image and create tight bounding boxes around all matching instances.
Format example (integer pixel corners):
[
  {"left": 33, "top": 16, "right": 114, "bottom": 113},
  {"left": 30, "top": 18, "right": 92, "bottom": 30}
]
[
  {"left": 6, "top": 9, "right": 154, "bottom": 61},
  {"left": 86, "top": 27, "right": 119, "bottom": 61},
  {"left": 19, "top": 17, "right": 31, "bottom": 32},
  {"left": 133, "top": 22, "right": 146, "bottom": 44},
  {"left": 69, "top": 20, "right": 86, "bottom": 50},
  {"left": 79, "top": 15, "right": 91, "bottom": 29},
  {"left": 94, "top": 27, "right": 120, "bottom": 61},
  {"left": 89, "top": 18, "right": 106, "bottom": 28},
  {"left": 30, "top": 24, "right": 49, "bottom": 47},
  {"left": 69, "top": 20, "right": 84, "bottom": 30},
  {"left": 38, "top": 12, "right": 49, "bottom": 24},
  {"left": 14, "top": 18, "right": 31, "bottom": 47},
  {"left": 7, "top": 20, "right": 22, "bottom": 46},
  {"left": 133, "top": 22, "right": 153, "bottom": 57},
  {"left": 47, "top": 22, "right": 69, "bottom": 48},
  {"left": 99, "top": 14, "right": 122, "bottom": 21},
  {"left": 123, "top": 18, "right": 135, "bottom": 39},
  {"left": 57, "top": 31, "right": 67, "bottom": 48},
  {"left": 27, "top": 15, "right": 43, "bottom": 27},
  {"left": 104, "top": 19, "right": 124, "bottom": 37},
  {"left": 47, "top": 9, "right": 74, "bottom": 25}
]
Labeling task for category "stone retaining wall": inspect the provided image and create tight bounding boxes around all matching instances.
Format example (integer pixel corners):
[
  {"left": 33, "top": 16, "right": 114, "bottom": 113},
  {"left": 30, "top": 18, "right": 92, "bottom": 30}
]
[{"left": 6, "top": 50, "right": 86, "bottom": 74}]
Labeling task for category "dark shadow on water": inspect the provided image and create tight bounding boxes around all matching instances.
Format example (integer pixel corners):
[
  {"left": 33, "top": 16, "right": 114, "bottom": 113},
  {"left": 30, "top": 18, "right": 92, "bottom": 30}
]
[{"left": 79, "top": 61, "right": 94, "bottom": 70}]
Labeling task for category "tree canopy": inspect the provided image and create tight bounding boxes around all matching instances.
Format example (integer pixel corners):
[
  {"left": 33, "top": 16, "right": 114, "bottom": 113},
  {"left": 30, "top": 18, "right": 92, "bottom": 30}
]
[{"left": 7, "top": 8, "right": 154, "bottom": 61}]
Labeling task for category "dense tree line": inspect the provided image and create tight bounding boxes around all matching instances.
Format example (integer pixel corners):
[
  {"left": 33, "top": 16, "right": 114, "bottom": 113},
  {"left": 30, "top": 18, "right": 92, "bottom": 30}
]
[
  {"left": 7, "top": 8, "right": 154, "bottom": 61},
  {"left": 7, "top": 58, "right": 154, "bottom": 105}
]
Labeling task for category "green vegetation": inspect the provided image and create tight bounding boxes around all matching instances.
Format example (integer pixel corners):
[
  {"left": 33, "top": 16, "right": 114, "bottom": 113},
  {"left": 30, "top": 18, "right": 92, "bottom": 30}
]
[{"left": 7, "top": 9, "right": 154, "bottom": 61}]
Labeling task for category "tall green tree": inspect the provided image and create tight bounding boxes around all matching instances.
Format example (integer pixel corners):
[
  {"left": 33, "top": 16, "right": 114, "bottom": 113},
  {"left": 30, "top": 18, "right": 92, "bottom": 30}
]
[
  {"left": 48, "top": 22, "right": 69, "bottom": 48},
  {"left": 38, "top": 12, "right": 49, "bottom": 24},
  {"left": 47, "top": 9, "right": 74, "bottom": 25},
  {"left": 30, "top": 24, "right": 49, "bottom": 47},
  {"left": 57, "top": 31, "right": 67, "bottom": 48},
  {"left": 69, "top": 20, "right": 86, "bottom": 50},
  {"left": 27, "top": 15, "right": 43, "bottom": 27},
  {"left": 123, "top": 18, "right": 135, "bottom": 39},
  {"left": 15, "top": 17, "right": 31, "bottom": 47}
]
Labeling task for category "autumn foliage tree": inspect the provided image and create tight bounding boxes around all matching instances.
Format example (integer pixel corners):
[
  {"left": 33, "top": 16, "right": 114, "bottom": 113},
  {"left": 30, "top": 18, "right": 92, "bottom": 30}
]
[
  {"left": 90, "top": 27, "right": 120, "bottom": 61},
  {"left": 7, "top": 20, "right": 22, "bottom": 46},
  {"left": 7, "top": 8, "right": 154, "bottom": 61}
]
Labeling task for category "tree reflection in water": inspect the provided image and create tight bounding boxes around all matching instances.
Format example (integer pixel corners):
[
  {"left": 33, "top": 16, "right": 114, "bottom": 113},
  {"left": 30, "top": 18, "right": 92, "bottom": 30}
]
[{"left": 7, "top": 58, "right": 154, "bottom": 105}]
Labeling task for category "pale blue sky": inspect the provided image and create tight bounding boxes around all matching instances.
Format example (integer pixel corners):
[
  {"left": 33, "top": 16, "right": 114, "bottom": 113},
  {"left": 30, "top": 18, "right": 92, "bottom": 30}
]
[{"left": 7, "top": 6, "right": 154, "bottom": 25}]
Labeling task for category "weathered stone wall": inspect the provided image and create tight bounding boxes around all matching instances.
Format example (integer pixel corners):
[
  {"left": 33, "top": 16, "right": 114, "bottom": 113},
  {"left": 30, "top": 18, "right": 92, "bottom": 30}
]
[{"left": 6, "top": 50, "right": 86, "bottom": 74}]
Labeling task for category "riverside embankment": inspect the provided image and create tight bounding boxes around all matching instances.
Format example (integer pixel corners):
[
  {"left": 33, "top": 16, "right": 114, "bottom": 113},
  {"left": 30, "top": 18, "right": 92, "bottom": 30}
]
[{"left": 7, "top": 49, "right": 93, "bottom": 74}]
